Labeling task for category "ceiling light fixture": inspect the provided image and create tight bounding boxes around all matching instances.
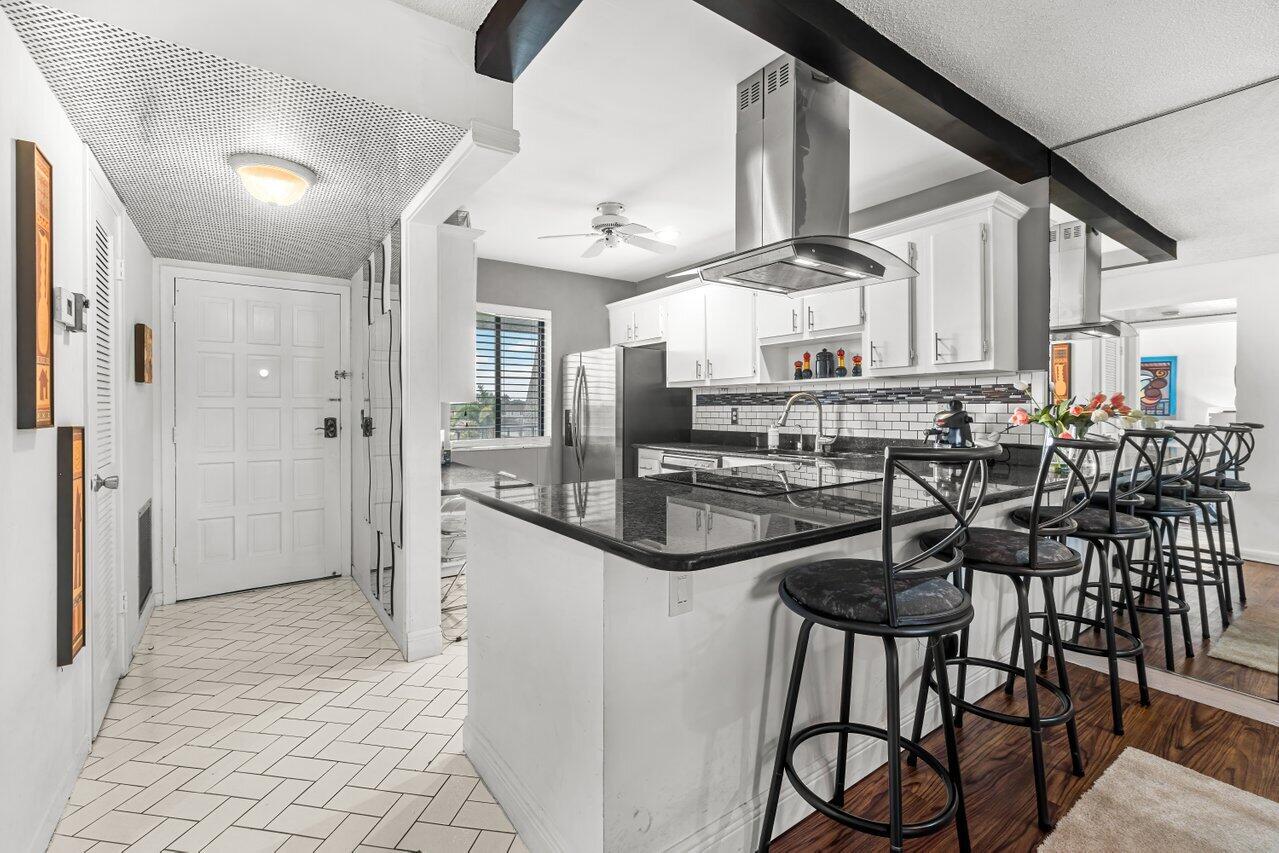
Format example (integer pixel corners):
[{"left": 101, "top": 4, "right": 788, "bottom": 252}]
[{"left": 229, "top": 153, "right": 316, "bottom": 206}]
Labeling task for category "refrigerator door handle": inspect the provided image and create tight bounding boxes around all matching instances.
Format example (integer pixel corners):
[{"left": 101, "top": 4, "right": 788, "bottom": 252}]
[
  {"left": 573, "top": 363, "right": 587, "bottom": 471},
  {"left": 563, "top": 408, "right": 574, "bottom": 447}
]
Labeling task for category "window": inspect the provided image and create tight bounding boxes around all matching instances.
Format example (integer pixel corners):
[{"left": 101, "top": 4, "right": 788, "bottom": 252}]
[{"left": 448, "top": 304, "right": 550, "bottom": 448}]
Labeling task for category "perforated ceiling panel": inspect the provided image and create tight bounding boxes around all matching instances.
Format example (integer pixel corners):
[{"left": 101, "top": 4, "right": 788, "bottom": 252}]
[{"left": 3, "top": 1, "right": 467, "bottom": 278}]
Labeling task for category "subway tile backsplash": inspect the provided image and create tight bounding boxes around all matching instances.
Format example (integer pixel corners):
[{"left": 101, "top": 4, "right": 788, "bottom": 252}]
[{"left": 692, "top": 371, "right": 1049, "bottom": 445}]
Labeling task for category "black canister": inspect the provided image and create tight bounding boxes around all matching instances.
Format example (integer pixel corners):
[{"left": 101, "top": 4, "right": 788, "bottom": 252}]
[{"left": 814, "top": 348, "right": 835, "bottom": 379}]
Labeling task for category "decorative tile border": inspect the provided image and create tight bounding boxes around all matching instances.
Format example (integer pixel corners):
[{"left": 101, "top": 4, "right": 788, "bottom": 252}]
[{"left": 695, "top": 382, "right": 1031, "bottom": 407}]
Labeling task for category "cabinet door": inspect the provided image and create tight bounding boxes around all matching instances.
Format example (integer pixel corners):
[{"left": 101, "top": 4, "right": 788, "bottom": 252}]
[
  {"left": 703, "top": 285, "right": 755, "bottom": 382},
  {"left": 664, "top": 288, "right": 707, "bottom": 383},
  {"left": 804, "top": 287, "right": 864, "bottom": 334},
  {"left": 756, "top": 292, "right": 801, "bottom": 338},
  {"left": 863, "top": 233, "right": 916, "bottom": 372},
  {"left": 609, "top": 306, "right": 631, "bottom": 346},
  {"left": 665, "top": 502, "right": 707, "bottom": 551},
  {"left": 929, "top": 220, "right": 987, "bottom": 366},
  {"left": 706, "top": 507, "right": 759, "bottom": 550},
  {"left": 632, "top": 299, "right": 664, "bottom": 342}
]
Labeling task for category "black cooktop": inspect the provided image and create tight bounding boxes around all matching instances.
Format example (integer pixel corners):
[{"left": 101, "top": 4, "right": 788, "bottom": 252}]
[{"left": 652, "top": 462, "right": 883, "bottom": 496}]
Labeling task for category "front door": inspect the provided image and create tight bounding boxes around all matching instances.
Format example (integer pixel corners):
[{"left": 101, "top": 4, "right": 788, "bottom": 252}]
[{"left": 174, "top": 278, "right": 343, "bottom": 599}]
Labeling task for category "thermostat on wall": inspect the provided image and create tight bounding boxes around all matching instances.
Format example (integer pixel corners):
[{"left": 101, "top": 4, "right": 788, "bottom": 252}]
[{"left": 54, "top": 287, "right": 88, "bottom": 332}]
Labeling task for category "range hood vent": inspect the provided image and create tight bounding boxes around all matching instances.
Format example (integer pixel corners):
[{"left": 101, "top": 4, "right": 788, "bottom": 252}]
[
  {"left": 690, "top": 56, "right": 917, "bottom": 294},
  {"left": 1049, "top": 220, "right": 1129, "bottom": 340}
]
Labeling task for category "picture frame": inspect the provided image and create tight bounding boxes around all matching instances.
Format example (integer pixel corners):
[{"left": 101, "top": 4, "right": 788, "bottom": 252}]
[
  {"left": 134, "top": 323, "right": 153, "bottom": 383},
  {"left": 57, "top": 426, "right": 86, "bottom": 666},
  {"left": 15, "top": 140, "right": 55, "bottom": 429},
  {"left": 1140, "top": 355, "right": 1178, "bottom": 418},
  {"left": 1050, "top": 342, "right": 1071, "bottom": 404}
]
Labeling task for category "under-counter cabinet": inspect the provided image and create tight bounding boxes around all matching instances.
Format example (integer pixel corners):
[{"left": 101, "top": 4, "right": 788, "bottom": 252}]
[{"left": 665, "top": 284, "right": 756, "bottom": 385}]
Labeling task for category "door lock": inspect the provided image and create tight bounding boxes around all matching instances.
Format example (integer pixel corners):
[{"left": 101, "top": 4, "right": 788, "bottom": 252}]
[
  {"left": 360, "top": 410, "right": 374, "bottom": 437},
  {"left": 315, "top": 417, "right": 338, "bottom": 438}
]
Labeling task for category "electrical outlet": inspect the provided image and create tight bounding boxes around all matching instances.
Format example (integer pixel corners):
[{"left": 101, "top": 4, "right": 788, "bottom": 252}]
[
  {"left": 668, "top": 573, "right": 692, "bottom": 616},
  {"left": 730, "top": 407, "right": 738, "bottom": 425}
]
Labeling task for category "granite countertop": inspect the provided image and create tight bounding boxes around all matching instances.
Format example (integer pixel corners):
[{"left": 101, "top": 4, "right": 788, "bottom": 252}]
[
  {"left": 462, "top": 440, "right": 1184, "bottom": 572},
  {"left": 441, "top": 461, "right": 533, "bottom": 496}
]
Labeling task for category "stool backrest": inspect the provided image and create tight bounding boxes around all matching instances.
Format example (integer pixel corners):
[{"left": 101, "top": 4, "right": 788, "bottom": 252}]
[
  {"left": 1210, "top": 423, "right": 1262, "bottom": 480},
  {"left": 1164, "top": 426, "right": 1217, "bottom": 497},
  {"left": 1026, "top": 435, "right": 1113, "bottom": 563},
  {"left": 1103, "top": 427, "right": 1174, "bottom": 524},
  {"left": 880, "top": 442, "right": 1005, "bottom": 627}
]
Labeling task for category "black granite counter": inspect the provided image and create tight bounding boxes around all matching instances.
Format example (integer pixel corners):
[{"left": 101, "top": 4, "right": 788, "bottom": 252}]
[{"left": 463, "top": 439, "right": 1186, "bottom": 572}]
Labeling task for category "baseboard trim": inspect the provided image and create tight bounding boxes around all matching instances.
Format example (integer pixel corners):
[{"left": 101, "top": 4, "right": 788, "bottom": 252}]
[
  {"left": 1241, "top": 548, "right": 1279, "bottom": 566},
  {"left": 31, "top": 737, "right": 90, "bottom": 853},
  {"left": 405, "top": 625, "right": 442, "bottom": 662},
  {"left": 466, "top": 723, "right": 574, "bottom": 853}
]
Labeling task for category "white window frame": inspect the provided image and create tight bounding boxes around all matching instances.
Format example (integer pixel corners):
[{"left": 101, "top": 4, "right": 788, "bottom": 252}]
[{"left": 448, "top": 301, "right": 552, "bottom": 450}]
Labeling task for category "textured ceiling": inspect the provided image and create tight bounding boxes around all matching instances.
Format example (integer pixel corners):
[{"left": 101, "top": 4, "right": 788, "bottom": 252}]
[
  {"left": 386, "top": 0, "right": 497, "bottom": 32},
  {"left": 836, "top": 0, "right": 1279, "bottom": 147},
  {"left": 3, "top": 1, "right": 466, "bottom": 278}
]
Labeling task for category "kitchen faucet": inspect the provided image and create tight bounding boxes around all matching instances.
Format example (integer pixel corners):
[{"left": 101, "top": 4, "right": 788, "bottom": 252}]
[{"left": 775, "top": 392, "right": 837, "bottom": 455}]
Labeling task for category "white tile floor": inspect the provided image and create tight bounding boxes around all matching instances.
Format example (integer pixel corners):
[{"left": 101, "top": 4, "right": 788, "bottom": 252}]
[{"left": 49, "top": 577, "right": 523, "bottom": 853}]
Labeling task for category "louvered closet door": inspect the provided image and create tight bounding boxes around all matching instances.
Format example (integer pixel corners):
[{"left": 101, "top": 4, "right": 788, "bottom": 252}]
[
  {"left": 174, "top": 278, "right": 343, "bottom": 599},
  {"left": 88, "top": 186, "right": 123, "bottom": 731}
]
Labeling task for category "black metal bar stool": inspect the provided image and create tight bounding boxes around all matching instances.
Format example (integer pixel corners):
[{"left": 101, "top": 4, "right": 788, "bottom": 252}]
[
  {"left": 910, "top": 436, "right": 1105, "bottom": 831},
  {"left": 1142, "top": 426, "right": 1233, "bottom": 639},
  {"left": 1198, "top": 422, "right": 1264, "bottom": 608},
  {"left": 1035, "top": 429, "right": 1171, "bottom": 733},
  {"left": 757, "top": 443, "right": 1003, "bottom": 853}
]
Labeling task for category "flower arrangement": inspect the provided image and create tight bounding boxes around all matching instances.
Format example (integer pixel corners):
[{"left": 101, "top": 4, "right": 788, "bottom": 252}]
[{"left": 1008, "top": 389, "right": 1155, "bottom": 439}]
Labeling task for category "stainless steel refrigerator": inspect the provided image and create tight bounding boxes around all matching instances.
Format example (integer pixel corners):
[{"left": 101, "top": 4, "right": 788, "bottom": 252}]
[{"left": 561, "top": 347, "right": 691, "bottom": 483}]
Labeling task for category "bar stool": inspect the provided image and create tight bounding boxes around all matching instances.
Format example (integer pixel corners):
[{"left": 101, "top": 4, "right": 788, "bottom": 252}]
[
  {"left": 1034, "top": 430, "right": 1170, "bottom": 734},
  {"left": 757, "top": 442, "right": 1003, "bottom": 853},
  {"left": 1198, "top": 422, "right": 1264, "bottom": 608},
  {"left": 910, "top": 436, "right": 1106, "bottom": 831},
  {"left": 1143, "top": 426, "right": 1232, "bottom": 639}
]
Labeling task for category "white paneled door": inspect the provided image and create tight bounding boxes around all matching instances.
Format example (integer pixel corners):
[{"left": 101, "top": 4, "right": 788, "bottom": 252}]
[
  {"left": 175, "top": 279, "right": 343, "bottom": 599},
  {"left": 88, "top": 176, "right": 124, "bottom": 731}
]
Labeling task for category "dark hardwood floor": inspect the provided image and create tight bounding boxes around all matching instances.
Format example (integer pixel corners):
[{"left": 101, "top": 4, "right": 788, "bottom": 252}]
[
  {"left": 1078, "top": 557, "right": 1278, "bottom": 701},
  {"left": 771, "top": 663, "right": 1279, "bottom": 852}
]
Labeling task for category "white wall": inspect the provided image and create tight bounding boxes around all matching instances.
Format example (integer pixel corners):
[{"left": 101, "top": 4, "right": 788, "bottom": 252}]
[
  {"left": 1136, "top": 319, "right": 1237, "bottom": 426},
  {"left": 1104, "top": 253, "right": 1279, "bottom": 563},
  {"left": 0, "top": 12, "right": 156, "bottom": 851}
]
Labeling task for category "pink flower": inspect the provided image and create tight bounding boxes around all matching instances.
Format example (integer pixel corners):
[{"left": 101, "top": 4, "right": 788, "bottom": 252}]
[
  {"left": 1070, "top": 405, "right": 1084, "bottom": 416},
  {"left": 1009, "top": 408, "right": 1031, "bottom": 426},
  {"left": 1059, "top": 430, "right": 1074, "bottom": 439},
  {"left": 1089, "top": 393, "right": 1107, "bottom": 408},
  {"left": 1110, "top": 393, "right": 1126, "bottom": 407}
]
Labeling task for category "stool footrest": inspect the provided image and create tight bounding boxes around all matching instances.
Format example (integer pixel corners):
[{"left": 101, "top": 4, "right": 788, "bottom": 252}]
[
  {"left": 928, "top": 657, "right": 1074, "bottom": 728},
  {"left": 783, "top": 721, "right": 957, "bottom": 840},
  {"left": 1024, "top": 611, "right": 1144, "bottom": 659},
  {"left": 1077, "top": 580, "right": 1189, "bottom": 616}
]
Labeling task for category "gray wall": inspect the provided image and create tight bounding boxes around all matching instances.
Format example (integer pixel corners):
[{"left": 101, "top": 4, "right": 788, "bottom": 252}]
[
  {"left": 635, "top": 170, "right": 1052, "bottom": 370},
  {"left": 452, "top": 259, "right": 636, "bottom": 483}
]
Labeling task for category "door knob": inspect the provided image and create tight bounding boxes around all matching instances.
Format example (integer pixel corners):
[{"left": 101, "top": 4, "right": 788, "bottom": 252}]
[
  {"left": 91, "top": 474, "right": 119, "bottom": 492},
  {"left": 314, "top": 417, "right": 338, "bottom": 438}
]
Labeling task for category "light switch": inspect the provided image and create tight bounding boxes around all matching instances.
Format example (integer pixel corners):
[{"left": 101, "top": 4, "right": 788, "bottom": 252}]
[{"left": 668, "top": 572, "right": 692, "bottom": 616}]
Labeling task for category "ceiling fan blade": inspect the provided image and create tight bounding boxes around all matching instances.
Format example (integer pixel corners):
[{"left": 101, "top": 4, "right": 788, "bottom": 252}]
[
  {"left": 624, "top": 234, "right": 676, "bottom": 255},
  {"left": 581, "top": 238, "right": 607, "bottom": 259},
  {"left": 538, "top": 233, "right": 597, "bottom": 240},
  {"left": 616, "top": 223, "right": 653, "bottom": 236}
]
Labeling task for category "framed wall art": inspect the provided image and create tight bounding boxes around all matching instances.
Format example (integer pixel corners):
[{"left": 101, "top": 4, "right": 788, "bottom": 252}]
[
  {"left": 15, "top": 140, "right": 55, "bottom": 429},
  {"left": 134, "top": 323, "right": 153, "bottom": 383},
  {"left": 1050, "top": 342, "right": 1071, "bottom": 404},
  {"left": 1140, "top": 355, "right": 1178, "bottom": 418},
  {"left": 57, "top": 426, "right": 86, "bottom": 666}
]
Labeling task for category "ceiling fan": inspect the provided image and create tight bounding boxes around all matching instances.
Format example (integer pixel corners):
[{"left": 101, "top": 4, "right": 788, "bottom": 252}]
[{"left": 538, "top": 202, "right": 677, "bottom": 258}]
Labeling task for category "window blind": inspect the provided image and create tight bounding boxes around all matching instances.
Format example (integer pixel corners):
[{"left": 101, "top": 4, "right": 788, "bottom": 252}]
[{"left": 449, "top": 311, "right": 547, "bottom": 442}]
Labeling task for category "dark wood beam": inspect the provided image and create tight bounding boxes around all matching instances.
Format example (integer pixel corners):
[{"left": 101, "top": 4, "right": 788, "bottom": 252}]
[
  {"left": 688, "top": 0, "right": 1048, "bottom": 182},
  {"left": 475, "top": 0, "right": 584, "bottom": 82},
  {"left": 1049, "top": 153, "right": 1177, "bottom": 264}
]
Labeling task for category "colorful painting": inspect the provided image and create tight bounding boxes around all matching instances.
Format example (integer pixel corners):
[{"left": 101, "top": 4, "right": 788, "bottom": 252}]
[
  {"left": 1140, "top": 356, "right": 1178, "bottom": 417},
  {"left": 134, "top": 323, "right": 153, "bottom": 383},
  {"left": 1050, "top": 342, "right": 1072, "bottom": 404},
  {"left": 57, "top": 426, "right": 86, "bottom": 666},
  {"left": 15, "top": 140, "right": 55, "bottom": 428}
]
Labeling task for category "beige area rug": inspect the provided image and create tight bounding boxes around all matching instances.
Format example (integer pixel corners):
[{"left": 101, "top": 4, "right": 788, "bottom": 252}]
[
  {"left": 1039, "top": 748, "right": 1279, "bottom": 852},
  {"left": 1209, "top": 610, "right": 1279, "bottom": 674}
]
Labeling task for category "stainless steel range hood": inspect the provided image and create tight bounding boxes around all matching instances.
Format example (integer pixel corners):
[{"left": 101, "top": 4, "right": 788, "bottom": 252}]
[
  {"left": 690, "top": 56, "right": 917, "bottom": 293},
  {"left": 1049, "top": 220, "right": 1132, "bottom": 340}
]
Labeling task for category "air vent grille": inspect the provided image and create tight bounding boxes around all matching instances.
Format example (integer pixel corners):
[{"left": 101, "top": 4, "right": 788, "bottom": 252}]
[{"left": 778, "top": 61, "right": 790, "bottom": 88}]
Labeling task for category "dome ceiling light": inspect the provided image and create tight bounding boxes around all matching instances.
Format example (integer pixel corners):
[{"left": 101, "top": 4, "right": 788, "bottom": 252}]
[{"left": 229, "top": 153, "right": 317, "bottom": 206}]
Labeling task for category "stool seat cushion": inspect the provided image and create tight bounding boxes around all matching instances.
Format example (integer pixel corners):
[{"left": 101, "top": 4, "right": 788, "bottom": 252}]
[
  {"left": 1198, "top": 474, "right": 1250, "bottom": 492},
  {"left": 1142, "top": 482, "right": 1228, "bottom": 502},
  {"left": 782, "top": 559, "right": 969, "bottom": 626},
  {"left": 1097, "top": 492, "right": 1196, "bottom": 516},
  {"left": 1009, "top": 504, "right": 1148, "bottom": 536},
  {"left": 918, "top": 527, "right": 1078, "bottom": 571}
]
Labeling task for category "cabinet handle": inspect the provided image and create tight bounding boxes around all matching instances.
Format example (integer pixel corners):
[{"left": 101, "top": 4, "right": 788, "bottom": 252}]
[
  {"left": 707, "top": 360, "right": 713, "bottom": 379},
  {"left": 627, "top": 323, "right": 633, "bottom": 341},
  {"left": 934, "top": 331, "right": 943, "bottom": 362},
  {"left": 633, "top": 314, "right": 639, "bottom": 338},
  {"left": 868, "top": 340, "right": 876, "bottom": 366},
  {"left": 695, "top": 360, "right": 701, "bottom": 379},
  {"left": 808, "top": 306, "right": 814, "bottom": 330},
  {"left": 792, "top": 309, "right": 797, "bottom": 332}
]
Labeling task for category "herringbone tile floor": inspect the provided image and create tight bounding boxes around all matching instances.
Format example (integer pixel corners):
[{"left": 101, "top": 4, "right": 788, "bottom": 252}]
[{"left": 48, "top": 577, "right": 523, "bottom": 853}]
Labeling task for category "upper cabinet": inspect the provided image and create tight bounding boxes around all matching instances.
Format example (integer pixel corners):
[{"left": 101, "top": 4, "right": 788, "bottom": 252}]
[
  {"left": 608, "top": 292, "right": 665, "bottom": 346},
  {"left": 662, "top": 284, "right": 755, "bottom": 386},
  {"left": 864, "top": 232, "right": 916, "bottom": 372},
  {"left": 755, "top": 286, "right": 864, "bottom": 342}
]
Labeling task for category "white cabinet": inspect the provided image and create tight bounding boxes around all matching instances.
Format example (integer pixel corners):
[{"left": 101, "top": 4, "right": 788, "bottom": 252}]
[
  {"left": 928, "top": 219, "right": 987, "bottom": 367},
  {"left": 664, "top": 288, "right": 707, "bottom": 383},
  {"left": 803, "top": 287, "right": 864, "bottom": 334},
  {"left": 864, "top": 234, "right": 915, "bottom": 372},
  {"left": 637, "top": 447, "right": 662, "bottom": 477},
  {"left": 756, "top": 292, "right": 801, "bottom": 338},
  {"left": 704, "top": 285, "right": 755, "bottom": 382},
  {"left": 608, "top": 295, "right": 666, "bottom": 346}
]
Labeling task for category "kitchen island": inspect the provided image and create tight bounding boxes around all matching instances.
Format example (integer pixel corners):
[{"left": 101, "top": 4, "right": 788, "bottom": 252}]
[{"left": 459, "top": 442, "right": 1118, "bottom": 852}]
